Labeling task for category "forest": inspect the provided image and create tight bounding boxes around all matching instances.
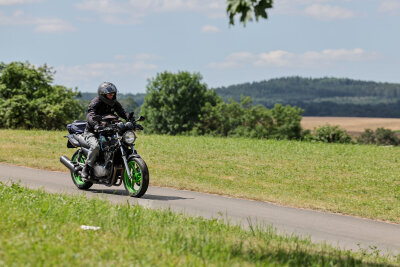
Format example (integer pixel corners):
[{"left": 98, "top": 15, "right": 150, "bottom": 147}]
[{"left": 214, "top": 77, "right": 400, "bottom": 117}]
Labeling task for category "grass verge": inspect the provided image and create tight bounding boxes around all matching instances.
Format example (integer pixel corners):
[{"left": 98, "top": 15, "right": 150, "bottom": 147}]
[
  {"left": 0, "top": 182, "right": 398, "bottom": 266},
  {"left": 0, "top": 129, "right": 399, "bottom": 223}
]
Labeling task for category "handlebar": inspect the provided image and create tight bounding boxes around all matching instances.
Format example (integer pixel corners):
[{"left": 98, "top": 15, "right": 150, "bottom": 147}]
[{"left": 95, "top": 122, "right": 143, "bottom": 134}]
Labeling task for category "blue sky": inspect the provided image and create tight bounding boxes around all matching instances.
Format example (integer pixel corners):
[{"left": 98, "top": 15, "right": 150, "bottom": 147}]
[{"left": 1, "top": 0, "right": 399, "bottom": 94}]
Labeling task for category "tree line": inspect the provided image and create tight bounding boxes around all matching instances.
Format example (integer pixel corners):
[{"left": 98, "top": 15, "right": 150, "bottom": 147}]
[{"left": 215, "top": 77, "right": 400, "bottom": 118}]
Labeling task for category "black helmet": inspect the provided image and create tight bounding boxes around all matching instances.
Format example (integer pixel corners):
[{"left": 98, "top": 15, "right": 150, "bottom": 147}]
[{"left": 98, "top": 82, "right": 118, "bottom": 106}]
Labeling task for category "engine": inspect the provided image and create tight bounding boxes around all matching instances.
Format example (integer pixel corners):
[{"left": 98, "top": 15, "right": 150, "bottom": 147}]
[{"left": 93, "top": 162, "right": 111, "bottom": 178}]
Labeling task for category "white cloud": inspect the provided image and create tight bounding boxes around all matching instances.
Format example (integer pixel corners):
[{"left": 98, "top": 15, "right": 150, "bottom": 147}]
[
  {"left": 304, "top": 4, "right": 355, "bottom": 20},
  {"left": 0, "top": 10, "right": 75, "bottom": 33},
  {"left": 208, "top": 48, "right": 377, "bottom": 69},
  {"left": 0, "top": 0, "right": 43, "bottom": 5},
  {"left": 201, "top": 25, "right": 221, "bottom": 33},
  {"left": 55, "top": 57, "right": 159, "bottom": 84},
  {"left": 255, "top": 50, "right": 293, "bottom": 67},
  {"left": 274, "top": 0, "right": 357, "bottom": 20},
  {"left": 75, "top": 0, "right": 225, "bottom": 24},
  {"left": 378, "top": 0, "right": 400, "bottom": 15},
  {"left": 33, "top": 18, "right": 75, "bottom": 33}
]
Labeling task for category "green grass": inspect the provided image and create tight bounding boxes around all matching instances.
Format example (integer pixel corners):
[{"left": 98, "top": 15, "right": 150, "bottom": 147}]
[
  {"left": 0, "top": 129, "right": 399, "bottom": 223},
  {"left": 0, "top": 182, "right": 397, "bottom": 266}
]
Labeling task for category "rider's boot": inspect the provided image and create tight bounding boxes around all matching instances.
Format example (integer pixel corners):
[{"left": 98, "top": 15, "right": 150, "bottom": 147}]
[{"left": 81, "top": 164, "right": 91, "bottom": 178}]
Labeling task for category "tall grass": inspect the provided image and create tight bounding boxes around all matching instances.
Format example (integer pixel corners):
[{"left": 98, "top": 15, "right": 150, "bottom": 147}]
[
  {"left": 0, "top": 129, "right": 399, "bottom": 223},
  {"left": 0, "top": 182, "right": 397, "bottom": 266}
]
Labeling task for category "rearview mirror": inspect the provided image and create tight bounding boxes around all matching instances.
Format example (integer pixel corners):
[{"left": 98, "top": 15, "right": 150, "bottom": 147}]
[{"left": 137, "top": 116, "right": 145, "bottom": 122}]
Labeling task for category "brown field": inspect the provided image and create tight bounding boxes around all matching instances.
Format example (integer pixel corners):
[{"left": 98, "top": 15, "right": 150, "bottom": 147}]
[{"left": 301, "top": 117, "right": 400, "bottom": 133}]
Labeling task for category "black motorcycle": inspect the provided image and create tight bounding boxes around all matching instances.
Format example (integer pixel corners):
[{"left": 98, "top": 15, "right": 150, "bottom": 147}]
[{"left": 60, "top": 114, "right": 149, "bottom": 198}]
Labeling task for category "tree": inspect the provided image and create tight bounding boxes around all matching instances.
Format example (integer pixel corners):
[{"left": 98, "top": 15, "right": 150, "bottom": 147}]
[
  {"left": 270, "top": 104, "right": 303, "bottom": 139},
  {"left": 227, "top": 0, "right": 273, "bottom": 26},
  {"left": 141, "top": 71, "right": 210, "bottom": 135},
  {"left": 0, "top": 61, "right": 83, "bottom": 130}
]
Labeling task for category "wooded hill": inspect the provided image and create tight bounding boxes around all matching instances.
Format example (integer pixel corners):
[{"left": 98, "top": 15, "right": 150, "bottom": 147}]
[{"left": 214, "top": 77, "right": 400, "bottom": 118}]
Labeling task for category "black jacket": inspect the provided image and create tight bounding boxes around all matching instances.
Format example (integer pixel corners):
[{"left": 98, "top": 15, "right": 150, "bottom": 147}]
[{"left": 85, "top": 96, "right": 129, "bottom": 133}]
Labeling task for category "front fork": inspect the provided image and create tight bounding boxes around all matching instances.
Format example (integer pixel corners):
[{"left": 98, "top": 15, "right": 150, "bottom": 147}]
[{"left": 117, "top": 133, "right": 133, "bottom": 180}]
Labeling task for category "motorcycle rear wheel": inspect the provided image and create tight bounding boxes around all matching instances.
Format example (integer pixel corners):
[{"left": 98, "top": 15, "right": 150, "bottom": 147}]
[
  {"left": 71, "top": 150, "right": 93, "bottom": 190},
  {"left": 123, "top": 157, "right": 149, "bottom": 198}
]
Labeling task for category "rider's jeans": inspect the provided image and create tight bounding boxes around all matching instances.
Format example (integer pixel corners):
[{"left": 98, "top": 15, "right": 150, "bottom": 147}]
[{"left": 83, "top": 131, "right": 100, "bottom": 167}]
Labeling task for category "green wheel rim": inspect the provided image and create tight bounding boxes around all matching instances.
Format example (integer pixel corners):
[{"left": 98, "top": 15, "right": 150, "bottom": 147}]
[
  {"left": 124, "top": 161, "right": 143, "bottom": 194},
  {"left": 72, "top": 153, "right": 86, "bottom": 185}
]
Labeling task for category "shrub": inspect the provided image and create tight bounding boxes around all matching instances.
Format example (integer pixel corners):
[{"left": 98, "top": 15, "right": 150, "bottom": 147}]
[
  {"left": 311, "top": 124, "right": 353, "bottom": 143},
  {"left": 357, "top": 129, "right": 376, "bottom": 145},
  {"left": 196, "top": 97, "right": 303, "bottom": 140},
  {"left": 357, "top": 128, "right": 399, "bottom": 146},
  {"left": 375, "top": 128, "right": 400, "bottom": 145}
]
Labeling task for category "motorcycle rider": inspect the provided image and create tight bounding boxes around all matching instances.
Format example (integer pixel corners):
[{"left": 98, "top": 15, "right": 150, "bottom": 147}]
[{"left": 81, "top": 82, "right": 130, "bottom": 178}]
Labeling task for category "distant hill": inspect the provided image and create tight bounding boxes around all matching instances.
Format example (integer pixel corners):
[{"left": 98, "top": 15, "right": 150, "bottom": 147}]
[{"left": 214, "top": 77, "right": 400, "bottom": 118}]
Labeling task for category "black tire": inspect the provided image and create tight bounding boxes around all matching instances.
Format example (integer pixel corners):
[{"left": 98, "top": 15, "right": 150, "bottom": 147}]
[
  {"left": 70, "top": 150, "right": 93, "bottom": 190},
  {"left": 123, "top": 157, "right": 149, "bottom": 198}
]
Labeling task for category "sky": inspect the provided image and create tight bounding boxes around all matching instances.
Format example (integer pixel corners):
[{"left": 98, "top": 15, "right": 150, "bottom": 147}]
[{"left": 1, "top": 0, "right": 400, "bottom": 94}]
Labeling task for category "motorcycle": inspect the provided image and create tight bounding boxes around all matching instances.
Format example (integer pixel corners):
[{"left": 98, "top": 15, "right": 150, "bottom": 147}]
[{"left": 60, "top": 113, "right": 149, "bottom": 198}]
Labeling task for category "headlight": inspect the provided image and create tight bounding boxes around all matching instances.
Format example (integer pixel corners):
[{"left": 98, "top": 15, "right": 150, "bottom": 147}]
[{"left": 123, "top": 131, "right": 136, "bottom": 144}]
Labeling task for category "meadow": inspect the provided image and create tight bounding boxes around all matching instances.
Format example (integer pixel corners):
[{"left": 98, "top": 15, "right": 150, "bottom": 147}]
[
  {"left": 0, "top": 129, "right": 399, "bottom": 224},
  {"left": 0, "top": 182, "right": 397, "bottom": 266}
]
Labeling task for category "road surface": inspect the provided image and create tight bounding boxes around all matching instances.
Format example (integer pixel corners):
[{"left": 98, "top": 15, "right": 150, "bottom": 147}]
[{"left": 0, "top": 163, "right": 399, "bottom": 255}]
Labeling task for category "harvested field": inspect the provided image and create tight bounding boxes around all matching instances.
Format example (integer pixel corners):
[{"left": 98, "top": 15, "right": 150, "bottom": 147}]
[{"left": 301, "top": 117, "right": 400, "bottom": 133}]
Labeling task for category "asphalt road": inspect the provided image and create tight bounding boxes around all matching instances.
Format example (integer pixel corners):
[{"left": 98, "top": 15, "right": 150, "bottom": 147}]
[{"left": 0, "top": 163, "right": 399, "bottom": 255}]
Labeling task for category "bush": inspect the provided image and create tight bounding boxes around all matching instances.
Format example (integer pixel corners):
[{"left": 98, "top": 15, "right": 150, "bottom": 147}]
[
  {"left": 311, "top": 124, "right": 353, "bottom": 144},
  {"left": 195, "top": 97, "right": 303, "bottom": 140},
  {"left": 375, "top": 128, "right": 400, "bottom": 145},
  {"left": 357, "top": 129, "right": 376, "bottom": 145},
  {"left": 0, "top": 61, "right": 83, "bottom": 130},
  {"left": 358, "top": 128, "right": 399, "bottom": 146}
]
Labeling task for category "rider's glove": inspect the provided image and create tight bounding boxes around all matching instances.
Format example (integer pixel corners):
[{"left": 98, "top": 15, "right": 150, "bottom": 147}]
[{"left": 94, "top": 125, "right": 104, "bottom": 132}]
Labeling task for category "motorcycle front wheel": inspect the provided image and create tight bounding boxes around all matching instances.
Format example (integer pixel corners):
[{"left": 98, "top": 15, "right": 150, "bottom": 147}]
[
  {"left": 123, "top": 157, "right": 149, "bottom": 198},
  {"left": 71, "top": 150, "right": 93, "bottom": 190}
]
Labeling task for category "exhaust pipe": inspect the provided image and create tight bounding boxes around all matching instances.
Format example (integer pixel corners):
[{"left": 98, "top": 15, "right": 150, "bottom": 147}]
[{"left": 60, "top": 156, "right": 79, "bottom": 172}]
